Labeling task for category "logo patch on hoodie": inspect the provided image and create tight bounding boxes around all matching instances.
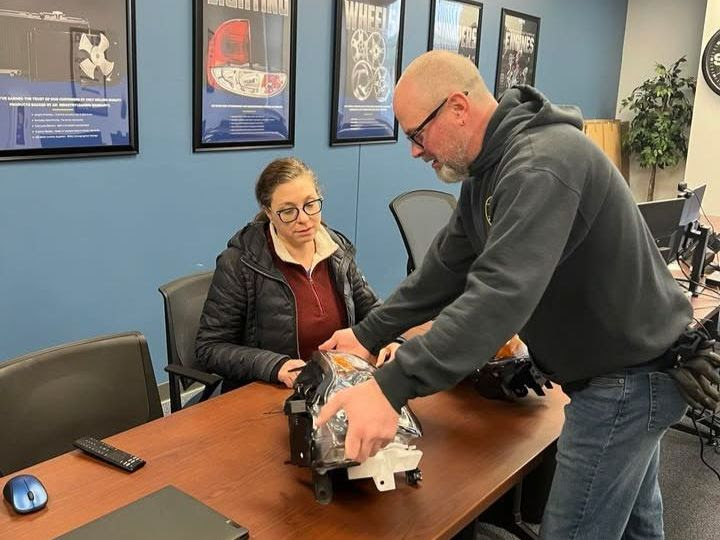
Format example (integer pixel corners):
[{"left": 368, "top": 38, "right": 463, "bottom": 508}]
[{"left": 484, "top": 196, "right": 493, "bottom": 225}]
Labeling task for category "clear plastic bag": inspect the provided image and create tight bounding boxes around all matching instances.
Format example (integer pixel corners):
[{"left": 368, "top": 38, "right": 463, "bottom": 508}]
[{"left": 295, "top": 351, "right": 422, "bottom": 469}]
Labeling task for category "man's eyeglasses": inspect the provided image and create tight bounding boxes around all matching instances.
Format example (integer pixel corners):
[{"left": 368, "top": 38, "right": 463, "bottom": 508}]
[
  {"left": 274, "top": 198, "right": 323, "bottom": 223},
  {"left": 406, "top": 90, "right": 468, "bottom": 149}
]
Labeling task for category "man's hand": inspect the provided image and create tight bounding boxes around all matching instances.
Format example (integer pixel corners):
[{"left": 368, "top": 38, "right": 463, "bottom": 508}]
[
  {"left": 319, "top": 328, "right": 370, "bottom": 359},
  {"left": 316, "top": 378, "right": 399, "bottom": 462},
  {"left": 277, "top": 359, "right": 306, "bottom": 388},
  {"left": 668, "top": 345, "right": 720, "bottom": 411},
  {"left": 376, "top": 342, "right": 401, "bottom": 367}
]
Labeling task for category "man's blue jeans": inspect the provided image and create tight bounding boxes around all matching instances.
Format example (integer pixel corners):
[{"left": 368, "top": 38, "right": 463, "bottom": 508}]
[{"left": 540, "top": 367, "right": 688, "bottom": 540}]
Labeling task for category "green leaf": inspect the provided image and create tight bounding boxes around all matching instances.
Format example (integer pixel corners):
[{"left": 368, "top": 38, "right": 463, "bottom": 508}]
[{"left": 620, "top": 55, "right": 693, "bottom": 170}]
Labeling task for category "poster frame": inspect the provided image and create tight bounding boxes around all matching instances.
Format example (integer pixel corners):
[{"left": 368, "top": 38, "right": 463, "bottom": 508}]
[
  {"left": 427, "top": 0, "right": 483, "bottom": 67},
  {"left": 0, "top": 0, "right": 139, "bottom": 162},
  {"left": 494, "top": 8, "right": 540, "bottom": 98},
  {"left": 192, "top": 0, "right": 298, "bottom": 152},
  {"left": 330, "top": 0, "right": 406, "bottom": 146}
]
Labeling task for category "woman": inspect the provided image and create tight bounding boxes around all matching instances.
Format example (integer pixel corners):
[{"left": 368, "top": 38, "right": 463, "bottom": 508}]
[{"left": 196, "top": 157, "right": 390, "bottom": 391}]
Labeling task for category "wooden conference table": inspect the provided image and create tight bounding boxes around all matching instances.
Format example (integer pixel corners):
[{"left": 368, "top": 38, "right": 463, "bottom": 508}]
[{"left": 0, "top": 382, "right": 567, "bottom": 539}]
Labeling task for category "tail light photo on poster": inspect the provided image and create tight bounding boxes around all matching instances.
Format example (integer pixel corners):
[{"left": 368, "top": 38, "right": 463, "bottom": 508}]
[
  {"left": 194, "top": 0, "right": 296, "bottom": 150},
  {"left": 206, "top": 18, "right": 288, "bottom": 98}
]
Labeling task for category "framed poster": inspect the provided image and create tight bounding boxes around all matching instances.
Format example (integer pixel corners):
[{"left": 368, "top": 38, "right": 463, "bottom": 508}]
[
  {"left": 194, "top": 0, "right": 297, "bottom": 151},
  {"left": 330, "top": 0, "right": 405, "bottom": 146},
  {"left": 0, "top": 0, "right": 138, "bottom": 162},
  {"left": 428, "top": 0, "right": 483, "bottom": 67},
  {"left": 494, "top": 9, "right": 540, "bottom": 97}
]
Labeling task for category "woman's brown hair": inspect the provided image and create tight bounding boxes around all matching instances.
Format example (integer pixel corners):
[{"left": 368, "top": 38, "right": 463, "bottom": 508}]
[{"left": 253, "top": 157, "right": 320, "bottom": 222}]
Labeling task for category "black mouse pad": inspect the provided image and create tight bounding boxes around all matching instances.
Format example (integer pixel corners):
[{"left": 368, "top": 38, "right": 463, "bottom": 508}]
[{"left": 55, "top": 485, "right": 248, "bottom": 540}]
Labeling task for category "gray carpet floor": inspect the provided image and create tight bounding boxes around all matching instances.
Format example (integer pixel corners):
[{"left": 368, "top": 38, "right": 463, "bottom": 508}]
[{"left": 661, "top": 424, "right": 720, "bottom": 540}]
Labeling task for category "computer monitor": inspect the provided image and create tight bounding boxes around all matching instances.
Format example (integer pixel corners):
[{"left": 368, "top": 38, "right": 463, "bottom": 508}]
[
  {"left": 637, "top": 198, "right": 686, "bottom": 264},
  {"left": 675, "top": 184, "right": 712, "bottom": 296},
  {"left": 679, "top": 184, "right": 707, "bottom": 227}
]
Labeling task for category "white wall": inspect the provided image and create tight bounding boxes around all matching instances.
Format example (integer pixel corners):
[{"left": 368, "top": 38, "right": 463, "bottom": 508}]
[
  {"left": 686, "top": 0, "right": 720, "bottom": 214},
  {"left": 616, "top": 0, "right": 707, "bottom": 201}
]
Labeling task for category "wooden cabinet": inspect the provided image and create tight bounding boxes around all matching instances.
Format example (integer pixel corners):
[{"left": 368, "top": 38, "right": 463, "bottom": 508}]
[{"left": 583, "top": 119, "right": 629, "bottom": 183}]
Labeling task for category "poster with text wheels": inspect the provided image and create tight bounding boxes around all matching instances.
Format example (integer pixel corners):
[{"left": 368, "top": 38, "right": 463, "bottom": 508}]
[
  {"left": 0, "top": 0, "right": 138, "bottom": 162},
  {"left": 331, "top": 0, "right": 405, "bottom": 145},
  {"left": 193, "top": 0, "right": 297, "bottom": 151}
]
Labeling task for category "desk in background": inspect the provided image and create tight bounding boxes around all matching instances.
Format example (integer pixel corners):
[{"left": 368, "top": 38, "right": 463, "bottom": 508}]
[{"left": 0, "top": 382, "right": 567, "bottom": 540}]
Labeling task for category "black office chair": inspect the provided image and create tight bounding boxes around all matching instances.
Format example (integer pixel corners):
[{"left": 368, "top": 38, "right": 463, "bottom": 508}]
[
  {"left": 159, "top": 271, "right": 222, "bottom": 413},
  {"left": 0, "top": 332, "right": 162, "bottom": 476},
  {"left": 389, "top": 189, "right": 457, "bottom": 274}
]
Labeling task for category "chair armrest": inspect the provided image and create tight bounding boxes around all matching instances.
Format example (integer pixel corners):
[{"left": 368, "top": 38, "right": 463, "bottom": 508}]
[{"left": 164, "top": 364, "right": 222, "bottom": 387}]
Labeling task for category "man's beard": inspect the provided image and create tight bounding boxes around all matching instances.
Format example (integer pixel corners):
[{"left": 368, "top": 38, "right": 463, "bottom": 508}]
[
  {"left": 436, "top": 162, "right": 469, "bottom": 184},
  {"left": 434, "top": 143, "right": 470, "bottom": 184}
]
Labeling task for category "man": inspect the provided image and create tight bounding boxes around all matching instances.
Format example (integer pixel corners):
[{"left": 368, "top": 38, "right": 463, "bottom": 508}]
[{"left": 317, "top": 50, "right": 694, "bottom": 539}]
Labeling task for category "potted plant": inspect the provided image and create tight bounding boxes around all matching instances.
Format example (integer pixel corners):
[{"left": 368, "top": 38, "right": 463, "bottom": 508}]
[{"left": 620, "top": 56, "right": 696, "bottom": 201}]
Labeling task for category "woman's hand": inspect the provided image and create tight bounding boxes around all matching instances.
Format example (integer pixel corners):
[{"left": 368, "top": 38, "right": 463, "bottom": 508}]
[
  {"left": 376, "top": 342, "right": 401, "bottom": 367},
  {"left": 278, "top": 359, "right": 306, "bottom": 388}
]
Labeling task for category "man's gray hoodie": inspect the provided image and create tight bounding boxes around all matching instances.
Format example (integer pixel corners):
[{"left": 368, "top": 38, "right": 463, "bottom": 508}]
[{"left": 354, "top": 86, "right": 692, "bottom": 411}]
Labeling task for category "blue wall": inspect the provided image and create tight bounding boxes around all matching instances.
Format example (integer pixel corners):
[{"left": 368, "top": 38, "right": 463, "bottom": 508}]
[{"left": 0, "top": 0, "right": 628, "bottom": 382}]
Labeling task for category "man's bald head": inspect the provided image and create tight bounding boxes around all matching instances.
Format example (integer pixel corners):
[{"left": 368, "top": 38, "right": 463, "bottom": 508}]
[
  {"left": 393, "top": 51, "right": 498, "bottom": 182},
  {"left": 395, "top": 50, "right": 490, "bottom": 112}
]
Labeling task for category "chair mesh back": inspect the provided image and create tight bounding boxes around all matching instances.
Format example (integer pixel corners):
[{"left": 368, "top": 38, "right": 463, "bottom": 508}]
[
  {"left": 159, "top": 271, "right": 214, "bottom": 389},
  {"left": 389, "top": 190, "right": 457, "bottom": 272},
  {"left": 0, "top": 332, "right": 162, "bottom": 476}
]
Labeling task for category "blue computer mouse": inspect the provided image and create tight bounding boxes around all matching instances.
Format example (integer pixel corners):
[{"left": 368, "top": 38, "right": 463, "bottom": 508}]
[{"left": 2, "top": 474, "right": 48, "bottom": 514}]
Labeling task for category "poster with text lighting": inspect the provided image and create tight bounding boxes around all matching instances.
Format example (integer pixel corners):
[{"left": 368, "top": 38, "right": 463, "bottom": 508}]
[
  {"left": 194, "top": 0, "right": 297, "bottom": 151},
  {"left": 331, "top": 0, "right": 405, "bottom": 145},
  {"left": 0, "top": 0, "right": 138, "bottom": 162},
  {"left": 494, "top": 9, "right": 540, "bottom": 98},
  {"left": 428, "top": 0, "right": 482, "bottom": 67}
]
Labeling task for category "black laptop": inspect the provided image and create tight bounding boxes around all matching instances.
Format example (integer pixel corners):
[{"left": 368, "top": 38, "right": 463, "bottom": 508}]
[{"left": 56, "top": 486, "right": 249, "bottom": 540}]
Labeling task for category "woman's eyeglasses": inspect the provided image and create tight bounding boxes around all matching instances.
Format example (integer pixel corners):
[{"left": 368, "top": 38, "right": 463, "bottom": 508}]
[{"left": 274, "top": 198, "right": 323, "bottom": 223}]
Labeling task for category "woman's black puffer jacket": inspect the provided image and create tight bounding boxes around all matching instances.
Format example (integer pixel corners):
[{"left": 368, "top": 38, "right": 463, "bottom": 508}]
[{"left": 195, "top": 221, "right": 380, "bottom": 390}]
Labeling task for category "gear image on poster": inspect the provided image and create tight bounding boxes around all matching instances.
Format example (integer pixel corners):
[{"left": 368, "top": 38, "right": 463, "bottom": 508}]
[
  {"left": 206, "top": 18, "right": 288, "bottom": 98},
  {"left": 351, "top": 60, "right": 372, "bottom": 101},
  {"left": 351, "top": 28, "right": 367, "bottom": 63},
  {"left": 78, "top": 33, "right": 115, "bottom": 81},
  {"left": 373, "top": 65, "right": 391, "bottom": 102},
  {"left": 349, "top": 28, "right": 390, "bottom": 102}
]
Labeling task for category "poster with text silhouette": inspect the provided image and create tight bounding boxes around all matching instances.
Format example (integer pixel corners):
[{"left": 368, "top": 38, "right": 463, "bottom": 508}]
[{"left": 428, "top": 0, "right": 482, "bottom": 67}]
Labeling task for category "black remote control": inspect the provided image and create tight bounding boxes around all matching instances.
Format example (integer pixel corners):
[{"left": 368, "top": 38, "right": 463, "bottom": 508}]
[{"left": 73, "top": 436, "right": 146, "bottom": 472}]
